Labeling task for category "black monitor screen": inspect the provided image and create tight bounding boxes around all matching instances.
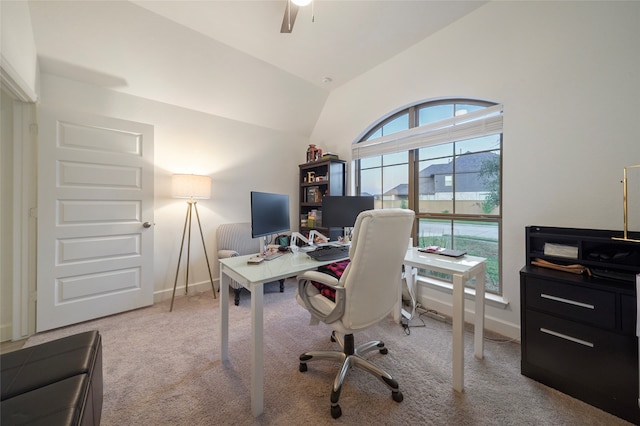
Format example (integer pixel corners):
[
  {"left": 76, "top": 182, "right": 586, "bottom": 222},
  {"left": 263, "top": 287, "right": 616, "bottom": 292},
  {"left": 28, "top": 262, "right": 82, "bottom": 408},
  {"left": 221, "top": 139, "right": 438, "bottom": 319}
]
[
  {"left": 250, "top": 191, "right": 291, "bottom": 239},
  {"left": 322, "top": 196, "right": 374, "bottom": 228}
]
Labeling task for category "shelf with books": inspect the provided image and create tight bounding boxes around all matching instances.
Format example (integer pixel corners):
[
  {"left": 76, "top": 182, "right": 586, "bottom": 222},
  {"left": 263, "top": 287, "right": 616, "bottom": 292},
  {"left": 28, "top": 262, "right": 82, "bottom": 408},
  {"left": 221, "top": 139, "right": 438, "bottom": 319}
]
[{"left": 298, "top": 159, "right": 345, "bottom": 242}]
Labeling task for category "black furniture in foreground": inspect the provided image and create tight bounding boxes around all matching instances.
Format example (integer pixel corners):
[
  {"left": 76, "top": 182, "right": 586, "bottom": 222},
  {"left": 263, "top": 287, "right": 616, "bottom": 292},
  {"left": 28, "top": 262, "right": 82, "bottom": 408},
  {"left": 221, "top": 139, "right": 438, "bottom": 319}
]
[
  {"left": 1, "top": 330, "right": 103, "bottom": 425},
  {"left": 521, "top": 226, "right": 640, "bottom": 424}
]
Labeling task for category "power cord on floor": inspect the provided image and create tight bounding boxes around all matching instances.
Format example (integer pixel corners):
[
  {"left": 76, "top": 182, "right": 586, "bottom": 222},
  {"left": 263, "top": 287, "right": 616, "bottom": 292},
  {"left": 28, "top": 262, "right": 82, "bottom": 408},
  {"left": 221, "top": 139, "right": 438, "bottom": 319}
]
[
  {"left": 400, "top": 316, "right": 426, "bottom": 335},
  {"left": 401, "top": 306, "right": 519, "bottom": 344}
]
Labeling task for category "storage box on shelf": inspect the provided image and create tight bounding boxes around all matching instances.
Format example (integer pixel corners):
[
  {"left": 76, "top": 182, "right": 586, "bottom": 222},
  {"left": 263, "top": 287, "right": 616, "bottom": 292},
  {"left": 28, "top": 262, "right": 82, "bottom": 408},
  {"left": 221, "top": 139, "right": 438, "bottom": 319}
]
[
  {"left": 520, "top": 226, "right": 640, "bottom": 424},
  {"left": 299, "top": 159, "right": 345, "bottom": 242}
]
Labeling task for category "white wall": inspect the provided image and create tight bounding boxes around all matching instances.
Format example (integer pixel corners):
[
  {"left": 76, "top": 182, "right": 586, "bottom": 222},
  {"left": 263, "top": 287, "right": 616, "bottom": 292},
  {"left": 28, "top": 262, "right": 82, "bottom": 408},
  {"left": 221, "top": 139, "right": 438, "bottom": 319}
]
[
  {"left": 0, "top": 1, "right": 38, "bottom": 101},
  {"left": 38, "top": 73, "right": 309, "bottom": 300},
  {"left": 6, "top": 0, "right": 640, "bottom": 339},
  {"left": 311, "top": 1, "right": 640, "bottom": 339}
]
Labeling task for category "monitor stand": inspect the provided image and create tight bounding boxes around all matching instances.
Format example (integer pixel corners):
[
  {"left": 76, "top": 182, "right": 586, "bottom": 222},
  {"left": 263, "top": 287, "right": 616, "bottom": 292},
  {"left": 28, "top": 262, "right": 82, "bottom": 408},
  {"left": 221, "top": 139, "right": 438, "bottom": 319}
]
[
  {"left": 259, "top": 236, "right": 267, "bottom": 256},
  {"left": 290, "top": 230, "right": 329, "bottom": 251}
]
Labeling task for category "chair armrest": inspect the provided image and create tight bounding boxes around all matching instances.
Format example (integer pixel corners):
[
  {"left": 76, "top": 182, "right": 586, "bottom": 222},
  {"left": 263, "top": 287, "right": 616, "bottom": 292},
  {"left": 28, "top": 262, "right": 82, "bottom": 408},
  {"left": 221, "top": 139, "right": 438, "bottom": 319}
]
[
  {"left": 218, "top": 250, "right": 239, "bottom": 259},
  {"left": 298, "top": 270, "right": 339, "bottom": 287},
  {"left": 297, "top": 271, "right": 345, "bottom": 324}
]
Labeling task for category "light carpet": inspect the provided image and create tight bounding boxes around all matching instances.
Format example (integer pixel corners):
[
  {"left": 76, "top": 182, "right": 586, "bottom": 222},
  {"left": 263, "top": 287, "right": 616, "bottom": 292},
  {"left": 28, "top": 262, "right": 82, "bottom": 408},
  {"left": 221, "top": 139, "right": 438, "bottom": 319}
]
[{"left": 25, "top": 279, "right": 631, "bottom": 425}]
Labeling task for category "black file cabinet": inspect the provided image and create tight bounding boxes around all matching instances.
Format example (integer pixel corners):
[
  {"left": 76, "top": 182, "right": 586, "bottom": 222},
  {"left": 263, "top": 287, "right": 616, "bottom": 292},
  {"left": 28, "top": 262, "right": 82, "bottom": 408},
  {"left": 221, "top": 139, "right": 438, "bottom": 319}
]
[{"left": 520, "top": 226, "right": 640, "bottom": 424}]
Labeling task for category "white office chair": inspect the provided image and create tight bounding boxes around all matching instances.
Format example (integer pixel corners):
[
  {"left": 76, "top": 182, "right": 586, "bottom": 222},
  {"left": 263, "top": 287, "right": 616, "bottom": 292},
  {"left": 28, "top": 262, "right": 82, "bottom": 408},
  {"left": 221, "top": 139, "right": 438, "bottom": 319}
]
[{"left": 296, "top": 208, "right": 415, "bottom": 419}]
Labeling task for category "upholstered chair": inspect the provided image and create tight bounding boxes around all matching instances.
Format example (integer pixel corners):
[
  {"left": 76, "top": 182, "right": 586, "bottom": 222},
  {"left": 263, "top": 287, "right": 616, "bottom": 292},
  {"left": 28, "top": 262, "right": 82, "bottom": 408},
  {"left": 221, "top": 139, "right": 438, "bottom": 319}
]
[
  {"left": 216, "top": 223, "right": 284, "bottom": 305},
  {"left": 296, "top": 208, "right": 415, "bottom": 418}
]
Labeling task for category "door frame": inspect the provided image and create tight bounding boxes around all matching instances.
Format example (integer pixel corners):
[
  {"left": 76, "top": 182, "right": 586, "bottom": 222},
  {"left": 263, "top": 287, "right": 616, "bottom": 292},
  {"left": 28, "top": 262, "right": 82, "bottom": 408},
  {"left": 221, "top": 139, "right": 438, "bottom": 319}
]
[
  {"left": 9, "top": 100, "right": 37, "bottom": 341},
  {"left": 2, "top": 58, "right": 39, "bottom": 342}
]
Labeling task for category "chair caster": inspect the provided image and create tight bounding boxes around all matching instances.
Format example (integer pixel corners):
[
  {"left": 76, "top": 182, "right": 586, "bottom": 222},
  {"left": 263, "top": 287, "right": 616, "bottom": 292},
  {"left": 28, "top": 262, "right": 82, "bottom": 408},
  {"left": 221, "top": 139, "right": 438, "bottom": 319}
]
[
  {"left": 392, "top": 390, "right": 403, "bottom": 403},
  {"left": 331, "top": 404, "right": 342, "bottom": 419},
  {"left": 299, "top": 363, "right": 308, "bottom": 372},
  {"left": 379, "top": 347, "right": 388, "bottom": 354}
]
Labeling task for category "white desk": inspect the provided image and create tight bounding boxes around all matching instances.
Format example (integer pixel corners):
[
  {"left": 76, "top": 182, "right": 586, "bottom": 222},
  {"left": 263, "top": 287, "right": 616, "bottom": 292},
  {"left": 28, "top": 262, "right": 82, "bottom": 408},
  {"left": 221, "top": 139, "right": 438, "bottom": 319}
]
[
  {"left": 218, "top": 251, "right": 347, "bottom": 417},
  {"left": 403, "top": 247, "right": 487, "bottom": 392},
  {"left": 219, "top": 248, "right": 486, "bottom": 417}
]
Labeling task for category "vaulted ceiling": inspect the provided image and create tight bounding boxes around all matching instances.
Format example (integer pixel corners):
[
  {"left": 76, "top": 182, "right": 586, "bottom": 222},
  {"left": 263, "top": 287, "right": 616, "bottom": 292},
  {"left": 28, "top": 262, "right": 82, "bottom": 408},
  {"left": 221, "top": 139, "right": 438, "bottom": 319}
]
[{"left": 27, "top": 1, "right": 486, "bottom": 136}]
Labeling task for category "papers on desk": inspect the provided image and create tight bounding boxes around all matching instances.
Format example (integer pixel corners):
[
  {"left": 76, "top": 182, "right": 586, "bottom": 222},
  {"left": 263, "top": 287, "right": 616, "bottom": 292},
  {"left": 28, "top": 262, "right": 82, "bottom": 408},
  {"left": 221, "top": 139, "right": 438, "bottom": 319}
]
[{"left": 418, "top": 246, "right": 467, "bottom": 258}]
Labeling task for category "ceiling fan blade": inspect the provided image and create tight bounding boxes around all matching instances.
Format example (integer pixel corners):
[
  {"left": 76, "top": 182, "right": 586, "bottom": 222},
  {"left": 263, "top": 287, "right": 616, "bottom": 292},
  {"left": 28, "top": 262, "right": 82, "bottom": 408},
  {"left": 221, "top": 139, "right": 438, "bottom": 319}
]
[{"left": 280, "top": 1, "right": 299, "bottom": 33}]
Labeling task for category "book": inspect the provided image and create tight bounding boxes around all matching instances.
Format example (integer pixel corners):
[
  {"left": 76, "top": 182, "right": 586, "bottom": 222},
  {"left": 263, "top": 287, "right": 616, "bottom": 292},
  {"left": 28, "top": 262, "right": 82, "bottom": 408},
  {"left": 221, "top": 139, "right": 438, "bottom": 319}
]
[
  {"left": 321, "top": 152, "right": 339, "bottom": 160},
  {"left": 305, "top": 186, "right": 321, "bottom": 203}
]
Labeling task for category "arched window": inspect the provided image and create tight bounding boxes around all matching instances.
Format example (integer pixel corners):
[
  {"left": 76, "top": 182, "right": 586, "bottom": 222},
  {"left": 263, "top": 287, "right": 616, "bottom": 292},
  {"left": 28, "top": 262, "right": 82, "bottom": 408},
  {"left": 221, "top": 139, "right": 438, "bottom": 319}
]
[{"left": 354, "top": 99, "right": 503, "bottom": 294}]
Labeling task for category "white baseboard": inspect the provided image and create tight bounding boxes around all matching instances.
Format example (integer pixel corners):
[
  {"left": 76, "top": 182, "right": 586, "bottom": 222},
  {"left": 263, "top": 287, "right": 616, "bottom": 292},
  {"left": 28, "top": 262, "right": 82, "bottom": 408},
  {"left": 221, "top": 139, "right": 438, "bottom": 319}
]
[
  {"left": 153, "top": 280, "right": 217, "bottom": 304},
  {"left": 0, "top": 323, "right": 13, "bottom": 342},
  {"left": 416, "top": 290, "right": 520, "bottom": 342}
]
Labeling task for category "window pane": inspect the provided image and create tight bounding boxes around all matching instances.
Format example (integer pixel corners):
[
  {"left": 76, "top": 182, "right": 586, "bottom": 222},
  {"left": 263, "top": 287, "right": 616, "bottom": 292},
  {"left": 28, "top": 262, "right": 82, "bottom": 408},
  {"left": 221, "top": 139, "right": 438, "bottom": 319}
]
[
  {"left": 417, "top": 157, "right": 454, "bottom": 214},
  {"left": 418, "top": 143, "right": 453, "bottom": 161},
  {"left": 416, "top": 218, "right": 500, "bottom": 294},
  {"left": 418, "top": 104, "right": 454, "bottom": 126},
  {"left": 415, "top": 219, "right": 454, "bottom": 281},
  {"left": 453, "top": 220, "right": 500, "bottom": 293},
  {"left": 382, "top": 113, "right": 409, "bottom": 136},
  {"left": 480, "top": 150, "right": 501, "bottom": 215},
  {"left": 456, "top": 134, "right": 501, "bottom": 154},
  {"left": 454, "top": 150, "right": 500, "bottom": 215},
  {"left": 417, "top": 218, "right": 453, "bottom": 247},
  {"left": 383, "top": 151, "right": 408, "bottom": 166},
  {"left": 365, "top": 128, "right": 382, "bottom": 141},
  {"left": 360, "top": 156, "right": 381, "bottom": 169},
  {"left": 454, "top": 103, "right": 485, "bottom": 116},
  {"left": 360, "top": 167, "right": 382, "bottom": 200},
  {"left": 382, "top": 163, "right": 408, "bottom": 209}
]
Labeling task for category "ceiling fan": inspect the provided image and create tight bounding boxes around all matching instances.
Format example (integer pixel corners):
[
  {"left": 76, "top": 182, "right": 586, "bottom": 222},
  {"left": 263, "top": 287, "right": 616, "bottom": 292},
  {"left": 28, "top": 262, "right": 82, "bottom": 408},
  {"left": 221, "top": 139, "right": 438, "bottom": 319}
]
[{"left": 280, "top": 0, "right": 313, "bottom": 33}]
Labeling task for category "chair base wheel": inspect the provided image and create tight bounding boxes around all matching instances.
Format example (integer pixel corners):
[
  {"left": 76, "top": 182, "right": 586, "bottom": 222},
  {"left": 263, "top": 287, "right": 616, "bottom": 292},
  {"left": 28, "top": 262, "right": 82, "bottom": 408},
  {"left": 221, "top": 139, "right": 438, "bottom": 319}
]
[
  {"left": 299, "top": 363, "right": 308, "bottom": 372},
  {"left": 392, "top": 390, "right": 403, "bottom": 402},
  {"left": 331, "top": 404, "right": 342, "bottom": 419}
]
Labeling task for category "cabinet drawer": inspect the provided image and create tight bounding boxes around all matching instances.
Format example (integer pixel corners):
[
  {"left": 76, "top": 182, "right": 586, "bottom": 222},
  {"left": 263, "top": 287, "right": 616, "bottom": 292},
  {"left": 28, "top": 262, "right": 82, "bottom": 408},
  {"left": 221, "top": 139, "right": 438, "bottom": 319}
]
[
  {"left": 525, "top": 276, "right": 616, "bottom": 329},
  {"left": 524, "top": 310, "right": 637, "bottom": 398}
]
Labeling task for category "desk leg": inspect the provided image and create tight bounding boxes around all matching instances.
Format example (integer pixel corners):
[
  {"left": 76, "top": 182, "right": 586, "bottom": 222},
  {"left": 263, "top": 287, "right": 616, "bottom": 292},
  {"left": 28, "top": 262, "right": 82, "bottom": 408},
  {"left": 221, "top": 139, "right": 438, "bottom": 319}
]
[
  {"left": 474, "top": 265, "right": 486, "bottom": 360},
  {"left": 394, "top": 269, "right": 404, "bottom": 323},
  {"left": 251, "top": 283, "right": 264, "bottom": 417},
  {"left": 452, "top": 273, "right": 464, "bottom": 392},
  {"left": 220, "top": 270, "right": 230, "bottom": 361},
  {"left": 399, "top": 265, "right": 418, "bottom": 321}
]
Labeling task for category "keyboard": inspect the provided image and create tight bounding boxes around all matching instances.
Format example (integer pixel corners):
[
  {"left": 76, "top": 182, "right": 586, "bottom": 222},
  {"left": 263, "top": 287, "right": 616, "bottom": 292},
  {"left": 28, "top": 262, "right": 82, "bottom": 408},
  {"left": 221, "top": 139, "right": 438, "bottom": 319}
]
[{"left": 306, "top": 245, "right": 349, "bottom": 261}]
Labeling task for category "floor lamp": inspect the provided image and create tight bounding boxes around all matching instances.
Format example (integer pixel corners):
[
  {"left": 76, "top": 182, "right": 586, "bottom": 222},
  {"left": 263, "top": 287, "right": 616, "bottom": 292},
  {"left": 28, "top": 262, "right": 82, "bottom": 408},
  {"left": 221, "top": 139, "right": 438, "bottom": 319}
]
[
  {"left": 170, "top": 174, "right": 216, "bottom": 312},
  {"left": 612, "top": 164, "right": 640, "bottom": 243}
]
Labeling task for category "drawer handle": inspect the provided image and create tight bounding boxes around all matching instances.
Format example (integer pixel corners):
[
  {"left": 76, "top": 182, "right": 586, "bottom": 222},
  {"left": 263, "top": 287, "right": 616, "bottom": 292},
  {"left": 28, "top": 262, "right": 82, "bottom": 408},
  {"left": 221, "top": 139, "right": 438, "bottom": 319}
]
[
  {"left": 540, "top": 328, "right": 594, "bottom": 348},
  {"left": 540, "top": 293, "right": 595, "bottom": 309}
]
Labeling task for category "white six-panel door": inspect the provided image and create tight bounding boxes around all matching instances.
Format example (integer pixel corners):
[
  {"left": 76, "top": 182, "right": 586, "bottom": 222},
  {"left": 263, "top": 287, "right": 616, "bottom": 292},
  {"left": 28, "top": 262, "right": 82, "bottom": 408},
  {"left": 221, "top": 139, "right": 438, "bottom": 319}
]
[{"left": 36, "top": 107, "right": 154, "bottom": 332}]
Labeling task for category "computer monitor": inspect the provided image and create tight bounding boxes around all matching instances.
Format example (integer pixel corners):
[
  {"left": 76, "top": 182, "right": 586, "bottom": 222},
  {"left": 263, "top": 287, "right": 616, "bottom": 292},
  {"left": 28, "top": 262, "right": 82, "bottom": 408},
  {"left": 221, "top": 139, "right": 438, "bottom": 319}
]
[
  {"left": 321, "top": 196, "right": 374, "bottom": 228},
  {"left": 250, "top": 191, "right": 291, "bottom": 240}
]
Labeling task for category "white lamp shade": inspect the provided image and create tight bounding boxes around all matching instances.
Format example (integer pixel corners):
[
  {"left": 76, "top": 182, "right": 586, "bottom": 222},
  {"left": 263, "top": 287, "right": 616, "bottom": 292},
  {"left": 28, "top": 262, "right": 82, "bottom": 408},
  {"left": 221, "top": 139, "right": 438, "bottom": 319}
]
[
  {"left": 292, "top": 0, "right": 312, "bottom": 6},
  {"left": 172, "top": 174, "right": 211, "bottom": 199}
]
